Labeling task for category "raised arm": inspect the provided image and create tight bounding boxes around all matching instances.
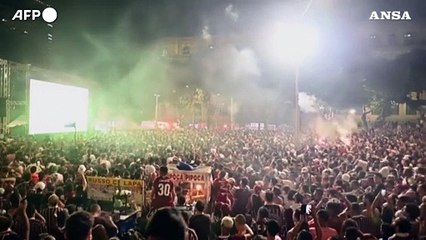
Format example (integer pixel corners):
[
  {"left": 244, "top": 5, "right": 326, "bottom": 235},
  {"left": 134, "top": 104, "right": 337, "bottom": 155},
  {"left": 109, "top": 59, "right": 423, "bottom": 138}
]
[
  {"left": 80, "top": 171, "right": 88, "bottom": 191},
  {"left": 368, "top": 191, "right": 382, "bottom": 219},
  {"left": 17, "top": 199, "right": 30, "bottom": 240},
  {"left": 287, "top": 217, "right": 306, "bottom": 240},
  {"left": 311, "top": 206, "right": 322, "bottom": 240}
]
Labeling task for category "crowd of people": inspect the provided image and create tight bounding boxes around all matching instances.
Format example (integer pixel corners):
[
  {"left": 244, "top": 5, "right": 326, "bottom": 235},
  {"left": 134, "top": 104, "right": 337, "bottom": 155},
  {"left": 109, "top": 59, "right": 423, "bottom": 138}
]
[{"left": 0, "top": 121, "right": 424, "bottom": 240}]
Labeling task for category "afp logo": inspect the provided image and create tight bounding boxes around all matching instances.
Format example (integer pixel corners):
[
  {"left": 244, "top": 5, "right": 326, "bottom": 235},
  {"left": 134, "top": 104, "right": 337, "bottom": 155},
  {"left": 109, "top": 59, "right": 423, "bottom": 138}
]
[{"left": 12, "top": 7, "right": 57, "bottom": 23}]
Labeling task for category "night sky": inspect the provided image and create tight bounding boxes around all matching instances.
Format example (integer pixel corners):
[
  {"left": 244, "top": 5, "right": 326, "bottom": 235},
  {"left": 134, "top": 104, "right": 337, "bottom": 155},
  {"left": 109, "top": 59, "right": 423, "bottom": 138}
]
[{"left": 0, "top": 0, "right": 425, "bottom": 114}]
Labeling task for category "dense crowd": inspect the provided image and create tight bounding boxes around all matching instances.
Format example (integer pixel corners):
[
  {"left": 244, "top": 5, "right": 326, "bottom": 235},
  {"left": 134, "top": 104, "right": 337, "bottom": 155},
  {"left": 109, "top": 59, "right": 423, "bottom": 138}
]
[{"left": 0, "top": 122, "right": 424, "bottom": 240}]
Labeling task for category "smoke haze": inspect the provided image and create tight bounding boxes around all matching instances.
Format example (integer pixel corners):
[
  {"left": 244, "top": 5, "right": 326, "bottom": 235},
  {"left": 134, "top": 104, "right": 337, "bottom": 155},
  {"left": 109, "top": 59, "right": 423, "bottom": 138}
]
[
  {"left": 313, "top": 114, "right": 358, "bottom": 145},
  {"left": 298, "top": 92, "right": 318, "bottom": 113}
]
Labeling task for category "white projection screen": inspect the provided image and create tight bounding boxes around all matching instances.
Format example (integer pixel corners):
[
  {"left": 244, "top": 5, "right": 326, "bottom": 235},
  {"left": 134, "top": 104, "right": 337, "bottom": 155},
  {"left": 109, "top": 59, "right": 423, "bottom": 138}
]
[{"left": 29, "top": 79, "right": 89, "bottom": 134}]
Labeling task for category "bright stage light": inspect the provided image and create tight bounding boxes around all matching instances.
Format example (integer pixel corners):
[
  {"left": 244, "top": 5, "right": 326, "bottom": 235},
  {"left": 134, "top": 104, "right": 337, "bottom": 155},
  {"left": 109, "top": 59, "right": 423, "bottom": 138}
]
[
  {"left": 266, "top": 21, "right": 319, "bottom": 65},
  {"left": 29, "top": 79, "right": 89, "bottom": 134}
]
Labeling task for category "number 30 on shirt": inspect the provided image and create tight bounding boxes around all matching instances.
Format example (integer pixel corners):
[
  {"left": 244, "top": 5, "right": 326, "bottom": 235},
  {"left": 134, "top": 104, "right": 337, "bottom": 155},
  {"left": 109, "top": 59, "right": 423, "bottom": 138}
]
[{"left": 157, "top": 183, "right": 171, "bottom": 196}]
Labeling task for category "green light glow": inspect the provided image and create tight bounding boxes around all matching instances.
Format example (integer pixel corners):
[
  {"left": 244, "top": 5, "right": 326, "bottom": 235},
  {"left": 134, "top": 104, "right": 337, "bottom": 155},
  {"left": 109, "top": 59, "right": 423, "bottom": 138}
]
[{"left": 29, "top": 79, "right": 89, "bottom": 134}]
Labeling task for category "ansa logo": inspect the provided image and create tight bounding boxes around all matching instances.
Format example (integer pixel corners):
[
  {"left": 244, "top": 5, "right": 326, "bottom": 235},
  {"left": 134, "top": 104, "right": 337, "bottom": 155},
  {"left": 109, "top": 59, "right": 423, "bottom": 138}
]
[{"left": 369, "top": 11, "right": 412, "bottom": 21}]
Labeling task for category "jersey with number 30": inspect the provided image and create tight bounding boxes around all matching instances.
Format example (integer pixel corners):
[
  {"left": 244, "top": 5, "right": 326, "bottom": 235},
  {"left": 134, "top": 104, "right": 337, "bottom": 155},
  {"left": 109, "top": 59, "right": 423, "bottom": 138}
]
[{"left": 152, "top": 176, "right": 174, "bottom": 209}]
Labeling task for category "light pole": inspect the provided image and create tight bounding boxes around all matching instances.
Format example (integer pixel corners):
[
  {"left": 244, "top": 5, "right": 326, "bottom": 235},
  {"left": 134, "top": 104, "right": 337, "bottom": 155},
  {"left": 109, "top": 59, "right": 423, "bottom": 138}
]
[
  {"left": 266, "top": 21, "right": 318, "bottom": 143},
  {"left": 154, "top": 94, "right": 160, "bottom": 127},
  {"left": 230, "top": 96, "right": 234, "bottom": 130},
  {"left": 294, "top": 67, "right": 300, "bottom": 142}
]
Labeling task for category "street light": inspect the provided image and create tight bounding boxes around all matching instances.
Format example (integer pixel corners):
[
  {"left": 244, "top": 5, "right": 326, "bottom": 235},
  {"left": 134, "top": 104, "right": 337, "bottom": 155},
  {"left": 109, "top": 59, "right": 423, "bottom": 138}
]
[
  {"left": 266, "top": 21, "right": 319, "bottom": 143},
  {"left": 154, "top": 94, "right": 160, "bottom": 127},
  {"left": 230, "top": 96, "right": 234, "bottom": 130}
]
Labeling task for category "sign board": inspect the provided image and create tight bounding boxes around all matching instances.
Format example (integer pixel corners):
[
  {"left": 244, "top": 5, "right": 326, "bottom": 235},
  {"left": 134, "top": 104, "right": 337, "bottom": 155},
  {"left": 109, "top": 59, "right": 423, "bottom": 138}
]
[
  {"left": 86, "top": 176, "right": 144, "bottom": 205},
  {"left": 168, "top": 165, "right": 212, "bottom": 203}
]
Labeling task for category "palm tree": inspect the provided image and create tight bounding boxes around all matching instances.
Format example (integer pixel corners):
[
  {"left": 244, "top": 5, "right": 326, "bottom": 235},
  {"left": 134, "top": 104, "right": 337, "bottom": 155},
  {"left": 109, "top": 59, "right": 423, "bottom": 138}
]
[
  {"left": 179, "top": 88, "right": 209, "bottom": 125},
  {"left": 192, "top": 88, "right": 208, "bottom": 124},
  {"left": 179, "top": 95, "right": 191, "bottom": 124}
]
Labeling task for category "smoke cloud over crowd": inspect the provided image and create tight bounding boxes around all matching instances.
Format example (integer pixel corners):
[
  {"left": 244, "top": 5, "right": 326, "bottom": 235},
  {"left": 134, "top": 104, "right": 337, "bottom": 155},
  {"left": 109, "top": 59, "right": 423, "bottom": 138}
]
[{"left": 298, "top": 92, "right": 318, "bottom": 113}]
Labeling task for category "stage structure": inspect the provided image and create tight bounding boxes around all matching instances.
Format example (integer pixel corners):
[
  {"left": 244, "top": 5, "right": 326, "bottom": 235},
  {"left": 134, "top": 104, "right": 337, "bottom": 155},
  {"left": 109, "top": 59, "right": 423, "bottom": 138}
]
[{"left": 0, "top": 58, "right": 96, "bottom": 134}]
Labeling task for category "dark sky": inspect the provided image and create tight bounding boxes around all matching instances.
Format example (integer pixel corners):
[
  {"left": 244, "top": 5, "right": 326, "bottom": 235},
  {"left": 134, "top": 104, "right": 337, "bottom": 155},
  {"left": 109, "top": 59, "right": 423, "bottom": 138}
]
[
  {"left": 1, "top": 0, "right": 425, "bottom": 66},
  {"left": 0, "top": 0, "right": 425, "bottom": 111}
]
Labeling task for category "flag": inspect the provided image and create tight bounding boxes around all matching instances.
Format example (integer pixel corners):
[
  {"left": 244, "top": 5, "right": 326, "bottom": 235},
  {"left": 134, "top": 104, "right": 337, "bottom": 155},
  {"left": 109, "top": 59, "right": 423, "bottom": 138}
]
[{"left": 64, "top": 122, "right": 76, "bottom": 128}]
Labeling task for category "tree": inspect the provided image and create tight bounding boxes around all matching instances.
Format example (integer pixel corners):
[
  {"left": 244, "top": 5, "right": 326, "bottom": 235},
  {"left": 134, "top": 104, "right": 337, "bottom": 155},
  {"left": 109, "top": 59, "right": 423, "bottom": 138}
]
[
  {"left": 363, "top": 55, "right": 409, "bottom": 120},
  {"left": 363, "top": 49, "right": 426, "bottom": 120},
  {"left": 178, "top": 88, "right": 209, "bottom": 124}
]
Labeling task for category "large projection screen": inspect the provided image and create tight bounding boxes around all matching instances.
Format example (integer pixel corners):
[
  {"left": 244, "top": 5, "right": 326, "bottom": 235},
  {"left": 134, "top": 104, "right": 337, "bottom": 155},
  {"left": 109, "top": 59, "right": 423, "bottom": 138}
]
[{"left": 29, "top": 79, "right": 89, "bottom": 134}]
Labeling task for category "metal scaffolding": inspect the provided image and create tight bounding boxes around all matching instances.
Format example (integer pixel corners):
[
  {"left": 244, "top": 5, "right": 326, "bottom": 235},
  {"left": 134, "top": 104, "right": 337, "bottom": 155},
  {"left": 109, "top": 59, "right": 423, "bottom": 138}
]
[
  {"left": 0, "top": 59, "right": 30, "bottom": 134},
  {"left": 0, "top": 59, "right": 11, "bottom": 133}
]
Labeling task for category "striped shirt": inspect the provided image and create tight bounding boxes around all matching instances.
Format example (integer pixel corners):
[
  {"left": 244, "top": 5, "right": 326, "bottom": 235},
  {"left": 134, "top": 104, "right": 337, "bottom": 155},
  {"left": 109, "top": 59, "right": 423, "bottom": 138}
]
[
  {"left": 29, "top": 218, "right": 47, "bottom": 240},
  {"left": 187, "top": 228, "right": 198, "bottom": 240},
  {"left": 259, "top": 204, "right": 284, "bottom": 226},
  {"left": 39, "top": 207, "right": 68, "bottom": 234}
]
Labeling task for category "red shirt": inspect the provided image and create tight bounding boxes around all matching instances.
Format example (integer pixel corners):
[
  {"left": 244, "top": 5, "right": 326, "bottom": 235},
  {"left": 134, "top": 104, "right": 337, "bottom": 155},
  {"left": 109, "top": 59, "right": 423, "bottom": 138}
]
[
  {"left": 152, "top": 176, "right": 175, "bottom": 209},
  {"left": 31, "top": 173, "right": 39, "bottom": 184}
]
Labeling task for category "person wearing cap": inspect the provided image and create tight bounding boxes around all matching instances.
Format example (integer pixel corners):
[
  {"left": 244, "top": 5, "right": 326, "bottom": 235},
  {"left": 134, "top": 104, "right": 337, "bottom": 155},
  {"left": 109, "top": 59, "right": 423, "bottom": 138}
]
[{"left": 40, "top": 194, "right": 69, "bottom": 240}]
